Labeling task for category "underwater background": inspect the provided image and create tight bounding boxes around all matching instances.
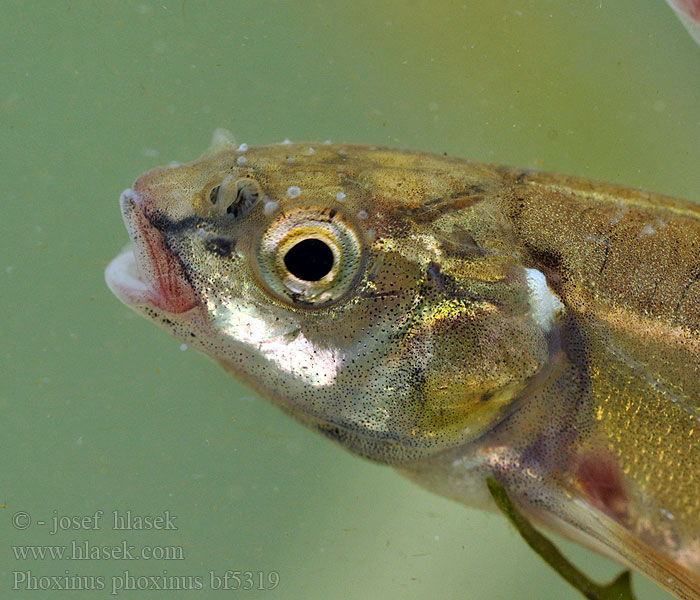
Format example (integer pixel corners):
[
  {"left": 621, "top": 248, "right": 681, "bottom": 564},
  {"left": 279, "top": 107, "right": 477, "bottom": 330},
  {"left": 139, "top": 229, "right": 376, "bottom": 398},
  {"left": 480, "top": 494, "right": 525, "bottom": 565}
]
[{"left": 2, "top": 1, "right": 699, "bottom": 598}]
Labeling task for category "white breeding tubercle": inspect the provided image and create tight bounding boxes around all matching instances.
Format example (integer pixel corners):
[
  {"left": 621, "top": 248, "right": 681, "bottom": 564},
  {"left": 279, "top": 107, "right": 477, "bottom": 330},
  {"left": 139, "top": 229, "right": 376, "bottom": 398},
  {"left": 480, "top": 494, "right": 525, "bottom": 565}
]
[{"left": 524, "top": 267, "right": 565, "bottom": 332}]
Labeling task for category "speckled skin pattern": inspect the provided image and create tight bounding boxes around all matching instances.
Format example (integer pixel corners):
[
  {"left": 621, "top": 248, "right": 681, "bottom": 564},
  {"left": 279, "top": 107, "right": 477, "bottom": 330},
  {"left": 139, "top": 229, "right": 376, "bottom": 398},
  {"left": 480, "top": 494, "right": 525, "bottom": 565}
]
[{"left": 106, "top": 138, "right": 700, "bottom": 598}]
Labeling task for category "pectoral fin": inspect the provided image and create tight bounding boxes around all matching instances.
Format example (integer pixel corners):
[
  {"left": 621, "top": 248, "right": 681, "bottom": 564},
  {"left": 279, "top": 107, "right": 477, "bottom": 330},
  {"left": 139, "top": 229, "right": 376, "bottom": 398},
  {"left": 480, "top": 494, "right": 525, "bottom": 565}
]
[
  {"left": 562, "top": 498, "right": 700, "bottom": 600},
  {"left": 665, "top": 0, "right": 700, "bottom": 45},
  {"left": 488, "top": 478, "right": 700, "bottom": 599}
]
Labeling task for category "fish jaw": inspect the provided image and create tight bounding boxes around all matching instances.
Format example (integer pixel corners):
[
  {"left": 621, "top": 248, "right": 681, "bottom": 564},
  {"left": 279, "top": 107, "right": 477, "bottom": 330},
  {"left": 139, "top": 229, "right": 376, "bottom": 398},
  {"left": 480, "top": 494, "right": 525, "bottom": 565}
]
[{"left": 105, "top": 188, "right": 198, "bottom": 315}]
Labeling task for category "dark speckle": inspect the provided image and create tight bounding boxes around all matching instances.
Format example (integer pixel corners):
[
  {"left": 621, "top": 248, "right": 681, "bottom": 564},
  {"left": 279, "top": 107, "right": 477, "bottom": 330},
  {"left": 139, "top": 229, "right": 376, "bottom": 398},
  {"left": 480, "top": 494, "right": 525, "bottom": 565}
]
[{"left": 204, "top": 236, "right": 235, "bottom": 258}]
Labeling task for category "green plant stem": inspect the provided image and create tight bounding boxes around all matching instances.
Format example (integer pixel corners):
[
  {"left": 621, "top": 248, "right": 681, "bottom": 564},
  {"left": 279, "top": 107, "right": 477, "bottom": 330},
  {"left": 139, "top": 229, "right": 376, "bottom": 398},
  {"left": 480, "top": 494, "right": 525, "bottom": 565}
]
[{"left": 486, "top": 477, "right": 636, "bottom": 600}]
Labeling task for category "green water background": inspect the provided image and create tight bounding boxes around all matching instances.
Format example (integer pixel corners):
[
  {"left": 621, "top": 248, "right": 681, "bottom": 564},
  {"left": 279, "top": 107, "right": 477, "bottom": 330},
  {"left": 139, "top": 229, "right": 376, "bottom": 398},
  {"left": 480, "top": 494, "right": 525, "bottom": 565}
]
[{"left": 2, "top": 1, "right": 698, "bottom": 598}]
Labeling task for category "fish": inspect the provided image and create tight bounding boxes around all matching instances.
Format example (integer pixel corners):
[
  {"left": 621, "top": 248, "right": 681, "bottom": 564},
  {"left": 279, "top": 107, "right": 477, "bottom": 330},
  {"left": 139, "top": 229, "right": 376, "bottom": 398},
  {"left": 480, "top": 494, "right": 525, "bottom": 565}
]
[
  {"left": 106, "top": 131, "right": 700, "bottom": 599},
  {"left": 666, "top": 0, "right": 700, "bottom": 45}
]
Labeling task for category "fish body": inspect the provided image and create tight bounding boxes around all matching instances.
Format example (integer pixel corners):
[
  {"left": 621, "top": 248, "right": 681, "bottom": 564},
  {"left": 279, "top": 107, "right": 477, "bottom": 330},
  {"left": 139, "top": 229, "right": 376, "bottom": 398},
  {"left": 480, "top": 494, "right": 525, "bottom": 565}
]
[
  {"left": 666, "top": 0, "right": 700, "bottom": 44},
  {"left": 106, "top": 136, "right": 700, "bottom": 598}
]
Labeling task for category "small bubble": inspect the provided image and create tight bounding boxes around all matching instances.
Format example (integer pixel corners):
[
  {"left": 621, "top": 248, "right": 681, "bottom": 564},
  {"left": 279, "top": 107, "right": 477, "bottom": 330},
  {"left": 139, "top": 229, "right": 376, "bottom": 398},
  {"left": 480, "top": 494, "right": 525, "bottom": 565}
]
[
  {"left": 336, "top": 191, "right": 346, "bottom": 201},
  {"left": 142, "top": 148, "right": 160, "bottom": 158},
  {"left": 287, "top": 186, "right": 301, "bottom": 198},
  {"left": 236, "top": 143, "right": 248, "bottom": 152},
  {"left": 236, "top": 155, "right": 247, "bottom": 165},
  {"left": 180, "top": 344, "right": 188, "bottom": 351}
]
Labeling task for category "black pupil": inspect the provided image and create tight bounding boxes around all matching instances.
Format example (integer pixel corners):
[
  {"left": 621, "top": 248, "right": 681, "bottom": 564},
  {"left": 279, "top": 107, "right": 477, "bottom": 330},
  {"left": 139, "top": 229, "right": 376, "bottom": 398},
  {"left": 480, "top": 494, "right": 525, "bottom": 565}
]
[{"left": 284, "top": 238, "right": 334, "bottom": 281}]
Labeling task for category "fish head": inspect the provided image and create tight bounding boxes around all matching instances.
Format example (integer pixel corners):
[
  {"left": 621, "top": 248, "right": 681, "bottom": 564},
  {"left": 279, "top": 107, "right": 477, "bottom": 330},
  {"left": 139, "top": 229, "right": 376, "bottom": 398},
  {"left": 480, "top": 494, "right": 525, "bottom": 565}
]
[{"left": 106, "top": 142, "right": 561, "bottom": 464}]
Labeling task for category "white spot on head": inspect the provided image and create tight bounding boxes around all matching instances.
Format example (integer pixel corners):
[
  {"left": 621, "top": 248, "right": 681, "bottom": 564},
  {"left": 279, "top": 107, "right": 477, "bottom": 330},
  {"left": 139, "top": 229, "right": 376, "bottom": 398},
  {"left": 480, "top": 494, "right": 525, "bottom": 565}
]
[
  {"left": 524, "top": 268, "right": 564, "bottom": 332},
  {"left": 281, "top": 138, "right": 292, "bottom": 145},
  {"left": 640, "top": 224, "right": 656, "bottom": 236},
  {"left": 286, "top": 156, "right": 295, "bottom": 164},
  {"left": 336, "top": 191, "right": 346, "bottom": 201},
  {"left": 287, "top": 186, "right": 301, "bottom": 199},
  {"left": 236, "top": 155, "right": 247, "bottom": 165},
  {"left": 180, "top": 344, "right": 188, "bottom": 351},
  {"left": 324, "top": 139, "right": 332, "bottom": 144},
  {"left": 608, "top": 203, "right": 629, "bottom": 226},
  {"left": 236, "top": 143, "right": 248, "bottom": 152},
  {"left": 357, "top": 210, "right": 368, "bottom": 220},
  {"left": 263, "top": 198, "right": 279, "bottom": 215},
  {"left": 307, "top": 147, "right": 315, "bottom": 154}
]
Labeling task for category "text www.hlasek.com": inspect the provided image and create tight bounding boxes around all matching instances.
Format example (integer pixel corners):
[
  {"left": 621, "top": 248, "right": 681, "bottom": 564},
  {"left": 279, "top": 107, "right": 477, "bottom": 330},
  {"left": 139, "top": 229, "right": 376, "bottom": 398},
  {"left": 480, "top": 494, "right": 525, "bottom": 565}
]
[
  {"left": 12, "top": 540, "right": 183, "bottom": 561},
  {"left": 13, "top": 570, "right": 281, "bottom": 594}
]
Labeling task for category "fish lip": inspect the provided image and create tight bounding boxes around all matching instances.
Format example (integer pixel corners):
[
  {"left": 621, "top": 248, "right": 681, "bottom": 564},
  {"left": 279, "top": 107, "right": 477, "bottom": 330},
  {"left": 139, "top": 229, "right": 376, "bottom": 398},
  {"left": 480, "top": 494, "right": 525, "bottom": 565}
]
[{"left": 105, "top": 188, "right": 198, "bottom": 314}]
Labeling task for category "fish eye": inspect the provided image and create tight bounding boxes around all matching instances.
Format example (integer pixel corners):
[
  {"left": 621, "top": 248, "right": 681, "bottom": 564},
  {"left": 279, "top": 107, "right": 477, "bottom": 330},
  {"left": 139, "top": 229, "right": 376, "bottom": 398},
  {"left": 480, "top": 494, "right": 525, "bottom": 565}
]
[
  {"left": 283, "top": 238, "right": 334, "bottom": 281},
  {"left": 256, "top": 207, "right": 363, "bottom": 308},
  {"left": 208, "top": 176, "right": 260, "bottom": 220}
]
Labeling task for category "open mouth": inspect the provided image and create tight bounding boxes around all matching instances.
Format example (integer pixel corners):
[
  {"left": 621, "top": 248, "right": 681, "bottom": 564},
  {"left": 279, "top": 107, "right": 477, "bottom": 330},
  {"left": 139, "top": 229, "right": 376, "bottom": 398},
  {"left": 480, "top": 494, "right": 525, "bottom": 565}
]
[{"left": 105, "top": 189, "right": 198, "bottom": 314}]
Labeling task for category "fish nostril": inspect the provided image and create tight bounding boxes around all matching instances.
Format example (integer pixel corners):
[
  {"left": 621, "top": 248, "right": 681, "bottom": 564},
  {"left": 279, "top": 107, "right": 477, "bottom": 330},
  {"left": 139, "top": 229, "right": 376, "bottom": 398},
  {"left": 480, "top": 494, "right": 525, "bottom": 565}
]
[{"left": 207, "top": 176, "right": 261, "bottom": 220}]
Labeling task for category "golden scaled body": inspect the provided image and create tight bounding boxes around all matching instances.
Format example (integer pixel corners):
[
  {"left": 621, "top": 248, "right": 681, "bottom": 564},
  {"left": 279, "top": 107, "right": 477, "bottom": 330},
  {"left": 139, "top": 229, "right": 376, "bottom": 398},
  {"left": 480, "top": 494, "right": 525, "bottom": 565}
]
[{"left": 106, "top": 135, "right": 700, "bottom": 598}]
